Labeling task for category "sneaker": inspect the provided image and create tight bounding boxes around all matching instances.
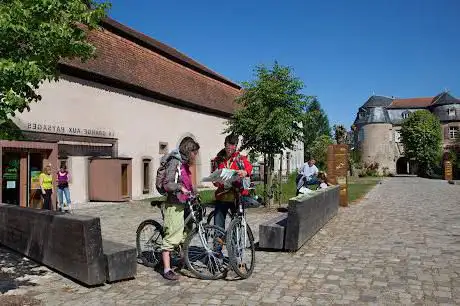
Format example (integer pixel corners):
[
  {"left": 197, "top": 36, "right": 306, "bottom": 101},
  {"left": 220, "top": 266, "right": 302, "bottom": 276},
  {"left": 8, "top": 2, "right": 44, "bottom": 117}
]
[
  {"left": 214, "top": 237, "right": 225, "bottom": 258},
  {"left": 163, "top": 270, "right": 179, "bottom": 281}
]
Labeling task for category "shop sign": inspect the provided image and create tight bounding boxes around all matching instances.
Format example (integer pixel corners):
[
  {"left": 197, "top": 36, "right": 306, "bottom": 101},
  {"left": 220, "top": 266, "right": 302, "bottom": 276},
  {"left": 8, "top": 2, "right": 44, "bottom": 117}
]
[{"left": 23, "top": 122, "right": 115, "bottom": 138}]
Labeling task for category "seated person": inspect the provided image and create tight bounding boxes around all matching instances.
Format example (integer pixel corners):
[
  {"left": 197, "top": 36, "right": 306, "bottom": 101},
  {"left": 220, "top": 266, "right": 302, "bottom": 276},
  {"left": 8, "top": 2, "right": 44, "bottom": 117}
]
[
  {"left": 317, "top": 172, "right": 332, "bottom": 189},
  {"left": 296, "top": 159, "right": 319, "bottom": 194}
]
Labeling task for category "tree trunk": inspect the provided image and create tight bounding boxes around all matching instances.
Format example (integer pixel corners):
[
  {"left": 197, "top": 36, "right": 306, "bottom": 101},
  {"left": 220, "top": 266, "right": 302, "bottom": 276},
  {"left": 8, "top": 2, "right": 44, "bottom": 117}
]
[
  {"left": 278, "top": 154, "right": 283, "bottom": 207},
  {"left": 263, "top": 154, "right": 268, "bottom": 204},
  {"left": 264, "top": 154, "right": 274, "bottom": 207}
]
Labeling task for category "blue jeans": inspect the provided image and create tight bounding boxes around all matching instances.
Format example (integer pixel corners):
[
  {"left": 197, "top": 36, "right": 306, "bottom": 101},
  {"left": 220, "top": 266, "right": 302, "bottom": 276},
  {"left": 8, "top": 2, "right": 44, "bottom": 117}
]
[
  {"left": 306, "top": 177, "right": 319, "bottom": 185},
  {"left": 57, "top": 187, "right": 71, "bottom": 206},
  {"left": 213, "top": 201, "right": 233, "bottom": 231}
]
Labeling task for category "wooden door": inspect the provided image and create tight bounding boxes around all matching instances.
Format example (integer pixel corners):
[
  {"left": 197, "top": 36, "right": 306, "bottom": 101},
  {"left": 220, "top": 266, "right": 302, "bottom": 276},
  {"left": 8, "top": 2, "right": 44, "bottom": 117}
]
[{"left": 121, "top": 164, "right": 128, "bottom": 196}]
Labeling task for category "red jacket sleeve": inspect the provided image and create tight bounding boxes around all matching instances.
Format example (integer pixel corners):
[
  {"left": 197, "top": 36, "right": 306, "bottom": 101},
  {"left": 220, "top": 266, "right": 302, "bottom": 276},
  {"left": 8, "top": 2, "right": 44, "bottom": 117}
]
[
  {"left": 211, "top": 158, "right": 222, "bottom": 188},
  {"left": 241, "top": 155, "right": 253, "bottom": 176}
]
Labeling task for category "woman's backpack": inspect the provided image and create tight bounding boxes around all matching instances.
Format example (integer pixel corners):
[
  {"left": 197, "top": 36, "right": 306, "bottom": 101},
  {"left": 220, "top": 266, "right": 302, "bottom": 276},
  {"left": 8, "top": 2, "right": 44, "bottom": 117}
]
[{"left": 155, "top": 152, "right": 181, "bottom": 196}]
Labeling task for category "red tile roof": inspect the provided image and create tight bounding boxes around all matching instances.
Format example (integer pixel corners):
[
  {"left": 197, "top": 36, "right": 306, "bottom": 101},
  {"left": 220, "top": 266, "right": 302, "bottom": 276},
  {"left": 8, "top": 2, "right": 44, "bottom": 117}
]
[
  {"left": 60, "top": 18, "right": 241, "bottom": 116},
  {"left": 388, "top": 97, "right": 434, "bottom": 108}
]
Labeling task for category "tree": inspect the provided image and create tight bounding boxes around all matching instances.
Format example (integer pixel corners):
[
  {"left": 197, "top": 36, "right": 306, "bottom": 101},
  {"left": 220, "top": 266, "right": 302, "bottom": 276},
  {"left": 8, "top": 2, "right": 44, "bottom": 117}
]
[
  {"left": 400, "top": 110, "right": 443, "bottom": 177},
  {"left": 333, "top": 124, "right": 347, "bottom": 144},
  {"left": 225, "top": 62, "right": 306, "bottom": 206},
  {"left": 310, "top": 134, "right": 333, "bottom": 170},
  {"left": 0, "top": 0, "right": 110, "bottom": 126},
  {"left": 302, "top": 98, "right": 331, "bottom": 160}
]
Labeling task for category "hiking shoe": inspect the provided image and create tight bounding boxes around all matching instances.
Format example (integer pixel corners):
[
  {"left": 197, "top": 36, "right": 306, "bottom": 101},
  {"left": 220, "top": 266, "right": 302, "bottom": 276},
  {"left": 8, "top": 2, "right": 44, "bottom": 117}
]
[{"left": 163, "top": 270, "right": 179, "bottom": 281}]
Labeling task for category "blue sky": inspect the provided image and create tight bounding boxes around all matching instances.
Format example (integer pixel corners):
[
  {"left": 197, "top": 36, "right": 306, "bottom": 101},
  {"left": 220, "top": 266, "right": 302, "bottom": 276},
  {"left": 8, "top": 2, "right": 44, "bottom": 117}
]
[{"left": 107, "top": 0, "right": 460, "bottom": 128}]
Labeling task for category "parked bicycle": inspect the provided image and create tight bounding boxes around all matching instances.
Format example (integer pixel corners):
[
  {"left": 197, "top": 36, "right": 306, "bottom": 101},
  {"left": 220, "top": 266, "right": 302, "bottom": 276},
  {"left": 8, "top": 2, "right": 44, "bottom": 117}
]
[
  {"left": 206, "top": 182, "right": 262, "bottom": 226},
  {"left": 136, "top": 194, "right": 229, "bottom": 280},
  {"left": 208, "top": 180, "right": 256, "bottom": 279}
]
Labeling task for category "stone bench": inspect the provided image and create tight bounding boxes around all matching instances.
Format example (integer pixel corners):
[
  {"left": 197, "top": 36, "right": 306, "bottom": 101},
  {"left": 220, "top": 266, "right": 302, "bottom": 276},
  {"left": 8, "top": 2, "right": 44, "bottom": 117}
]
[
  {"left": 0, "top": 204, "right": 136, "bottom": 286},
  {"left": 259, "top": 185, "right": 340, "bottom": 251},
  {"left": 102, "top": 240, "right": 137, "bottom": 283}
]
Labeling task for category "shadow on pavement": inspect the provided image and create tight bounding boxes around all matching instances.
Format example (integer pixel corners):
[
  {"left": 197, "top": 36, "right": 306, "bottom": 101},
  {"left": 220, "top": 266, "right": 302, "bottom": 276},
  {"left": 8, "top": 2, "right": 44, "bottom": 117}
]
[{"left": 0, "top": 246, "right": 47, "bottom": 294}]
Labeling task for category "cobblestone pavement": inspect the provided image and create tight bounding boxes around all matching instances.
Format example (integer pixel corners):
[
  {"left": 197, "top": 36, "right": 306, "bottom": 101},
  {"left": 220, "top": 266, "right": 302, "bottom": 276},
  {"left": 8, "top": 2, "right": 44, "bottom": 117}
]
[{"left": 1, "top": 177, "right": 460, "bottom": 305}]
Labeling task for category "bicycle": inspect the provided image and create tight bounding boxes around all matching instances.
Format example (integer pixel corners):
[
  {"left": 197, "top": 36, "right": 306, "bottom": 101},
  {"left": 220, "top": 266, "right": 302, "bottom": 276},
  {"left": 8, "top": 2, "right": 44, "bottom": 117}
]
[
  {"left": 136, "top": 194, "right": 229, "bottom": 280},
  {"left": 206, "top": 182, "right": 262, "bottom": 226},
  {"left": 208, "top": 180, "right": 256, "bottom": 279}
]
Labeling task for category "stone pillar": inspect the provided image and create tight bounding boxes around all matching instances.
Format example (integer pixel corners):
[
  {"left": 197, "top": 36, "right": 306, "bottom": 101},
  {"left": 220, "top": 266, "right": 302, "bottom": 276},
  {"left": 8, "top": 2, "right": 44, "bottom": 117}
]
[{"left": 327, "top": 144, "right": 349, "bottom": 207}]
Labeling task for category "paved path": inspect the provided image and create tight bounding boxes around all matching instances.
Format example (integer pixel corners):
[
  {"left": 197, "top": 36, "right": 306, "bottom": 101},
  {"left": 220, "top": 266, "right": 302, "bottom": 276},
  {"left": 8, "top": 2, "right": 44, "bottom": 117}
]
[{"left": 1, "top": 177, "right": 459, "bottom": 305}]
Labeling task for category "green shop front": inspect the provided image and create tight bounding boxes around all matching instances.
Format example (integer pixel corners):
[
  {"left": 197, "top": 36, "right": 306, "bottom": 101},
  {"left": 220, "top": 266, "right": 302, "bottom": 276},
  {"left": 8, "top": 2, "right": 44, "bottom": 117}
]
[{"left": 0, "top": 140, "right": 58, "bottom": 209}]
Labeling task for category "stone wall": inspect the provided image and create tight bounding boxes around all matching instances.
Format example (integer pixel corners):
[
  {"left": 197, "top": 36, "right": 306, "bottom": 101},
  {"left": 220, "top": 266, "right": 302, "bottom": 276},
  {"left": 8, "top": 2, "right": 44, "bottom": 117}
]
[{"left": 359, "top": 123, "right": 398, "bottom": 174}]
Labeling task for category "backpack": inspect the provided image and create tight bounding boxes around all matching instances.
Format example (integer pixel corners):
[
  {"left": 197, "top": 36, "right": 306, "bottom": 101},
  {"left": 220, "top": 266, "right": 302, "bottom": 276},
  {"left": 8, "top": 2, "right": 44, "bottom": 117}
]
[{"left": 155, "top": 152, "right": 181, "bottom": 196}]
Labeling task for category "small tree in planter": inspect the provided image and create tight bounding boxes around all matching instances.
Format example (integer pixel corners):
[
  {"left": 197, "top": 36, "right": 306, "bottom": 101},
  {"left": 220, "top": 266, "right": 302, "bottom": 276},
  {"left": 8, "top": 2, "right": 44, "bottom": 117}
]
[{"left": 225, "top": 62, "right": 306, "bottom": 207}]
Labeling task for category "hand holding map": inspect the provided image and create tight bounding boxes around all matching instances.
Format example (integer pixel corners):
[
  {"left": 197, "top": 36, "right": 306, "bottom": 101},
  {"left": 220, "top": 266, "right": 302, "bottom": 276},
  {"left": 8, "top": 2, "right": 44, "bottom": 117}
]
[{"left": 201, "top": 168, "right": 238, "bottom": 184}]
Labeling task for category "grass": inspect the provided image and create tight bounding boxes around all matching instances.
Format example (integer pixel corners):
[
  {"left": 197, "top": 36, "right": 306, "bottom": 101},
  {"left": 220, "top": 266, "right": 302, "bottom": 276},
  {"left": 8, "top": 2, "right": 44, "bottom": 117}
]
[
  {"left": 347, "top": 176, "right": 381, "bottom": 203},
  {"left": 142, "top": 175, "right": 381, "bottom": 205}
]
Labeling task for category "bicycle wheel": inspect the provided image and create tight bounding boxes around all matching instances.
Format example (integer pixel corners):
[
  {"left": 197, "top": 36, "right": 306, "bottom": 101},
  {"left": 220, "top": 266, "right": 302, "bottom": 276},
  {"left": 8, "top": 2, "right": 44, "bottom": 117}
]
[
  {"left": 226, "top": 217, "right": 255, "bottom": 279},
  {"left": 183, "top": 224, "right": 229, "bottom": 280},
  {"left": 136, "top": 219, "right": 164, "bottom": 268}
]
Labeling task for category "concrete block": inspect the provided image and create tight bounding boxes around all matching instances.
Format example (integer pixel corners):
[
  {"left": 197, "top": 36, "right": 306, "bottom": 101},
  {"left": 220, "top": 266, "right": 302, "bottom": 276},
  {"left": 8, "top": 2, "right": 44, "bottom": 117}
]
[
  {"left": 259, "top": 214, "right": 287, "bottom": 250},
  {"left": 103, "top": 240, "right": 137, "bottom": 282},
  {"left": 0, "top": 204, "right": 106, "bottom": 286},
  {"left": 284, "top": 186, "right": 339, "bottom": 251}
]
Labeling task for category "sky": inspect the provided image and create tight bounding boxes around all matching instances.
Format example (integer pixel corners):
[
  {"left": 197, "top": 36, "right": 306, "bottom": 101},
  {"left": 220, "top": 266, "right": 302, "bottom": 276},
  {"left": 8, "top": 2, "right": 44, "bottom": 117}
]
[{"left": 106, "top": 0, "right": 460, "bottom": 128}]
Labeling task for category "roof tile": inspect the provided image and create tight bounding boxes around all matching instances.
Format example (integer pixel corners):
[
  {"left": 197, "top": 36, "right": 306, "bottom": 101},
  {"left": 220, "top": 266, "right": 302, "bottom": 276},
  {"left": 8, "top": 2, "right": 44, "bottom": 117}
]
[
  {"left": 60, "top": 21, "right": 241, "bottom": 116},
  {"left": 388, "top": 97, "right": 434, "bottom": 108}
]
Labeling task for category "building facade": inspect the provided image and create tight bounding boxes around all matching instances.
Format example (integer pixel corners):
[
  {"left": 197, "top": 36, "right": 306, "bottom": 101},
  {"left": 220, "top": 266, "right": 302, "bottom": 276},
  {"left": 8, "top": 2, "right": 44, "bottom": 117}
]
[
  {"left": 4, "top": 18, "right": 241, "bottom": 204},
  {"left": 2, "top": 18, "right": 305, "bottom": 206},
  {"left": 353, "top": 92, "right": 460, "bottom": 174}
]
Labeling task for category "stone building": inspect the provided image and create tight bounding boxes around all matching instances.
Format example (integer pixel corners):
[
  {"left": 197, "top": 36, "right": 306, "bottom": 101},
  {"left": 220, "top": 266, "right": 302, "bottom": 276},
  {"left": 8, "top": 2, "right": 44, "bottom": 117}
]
[
  {"left": 1, "top": 18, "right": 305, "bottom": 207},
  {"left": 352, "top": 92, "right": 460, "bottom": 174}
]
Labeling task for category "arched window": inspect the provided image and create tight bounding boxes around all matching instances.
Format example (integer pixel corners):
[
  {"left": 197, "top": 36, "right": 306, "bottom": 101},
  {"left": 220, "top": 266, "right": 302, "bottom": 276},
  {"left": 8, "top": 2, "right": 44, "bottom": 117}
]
[{"left": 401, "top": 111, "right": 411, "bottom": 119}]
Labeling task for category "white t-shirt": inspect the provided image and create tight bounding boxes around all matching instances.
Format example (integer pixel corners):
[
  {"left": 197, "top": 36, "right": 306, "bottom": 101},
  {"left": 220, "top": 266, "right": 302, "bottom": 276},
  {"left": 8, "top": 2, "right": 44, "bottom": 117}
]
[{"left": 300, "top": 163, "right": 319, "bottom": 179}]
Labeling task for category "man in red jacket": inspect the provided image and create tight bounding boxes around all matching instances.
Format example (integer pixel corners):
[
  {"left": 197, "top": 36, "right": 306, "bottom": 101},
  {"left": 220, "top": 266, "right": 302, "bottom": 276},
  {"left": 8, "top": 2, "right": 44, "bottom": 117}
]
[{"left": 211, "top": 134, "right": 253, "bottom": 230}]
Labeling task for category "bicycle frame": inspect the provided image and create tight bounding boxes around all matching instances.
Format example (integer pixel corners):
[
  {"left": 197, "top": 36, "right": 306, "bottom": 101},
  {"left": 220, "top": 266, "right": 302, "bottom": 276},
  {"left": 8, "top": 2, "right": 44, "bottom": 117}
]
[
  {"left": 233, "top": 186, "right": 254, "bottom": 257},
  {"left": 161, "top": 196, "right": 213, "bottom": 253}
]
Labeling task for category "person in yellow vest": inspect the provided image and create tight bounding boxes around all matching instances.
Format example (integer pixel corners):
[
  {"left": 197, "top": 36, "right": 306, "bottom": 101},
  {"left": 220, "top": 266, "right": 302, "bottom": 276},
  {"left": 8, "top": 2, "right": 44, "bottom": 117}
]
[{"left": 39, "top": 164, "right": 54, "bottom": 210}]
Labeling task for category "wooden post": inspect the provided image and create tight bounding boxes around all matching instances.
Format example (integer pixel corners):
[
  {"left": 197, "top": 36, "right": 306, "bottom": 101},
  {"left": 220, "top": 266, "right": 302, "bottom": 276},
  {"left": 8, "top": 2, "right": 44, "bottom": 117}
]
[
  {"left": 327, "top": 144, "right": 349, "bottom": 207},
  {"left": 444, "top": 160, "right": 453, "bottom": 181}
]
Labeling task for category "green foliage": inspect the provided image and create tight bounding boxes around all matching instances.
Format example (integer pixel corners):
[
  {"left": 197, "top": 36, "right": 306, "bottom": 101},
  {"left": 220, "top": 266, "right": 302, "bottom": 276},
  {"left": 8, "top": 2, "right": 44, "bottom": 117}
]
[
  {"left": 333, "top": 124, "right": 347, "bottom": 144},
  {"left": 0, "top": 0, "right": 110, "bottom": 122},
  {"left": 0, "top": 119, "right": 24, "bottom": 140},
  {"left": 357, "top": 161, "right": 380, "bottom": 177},
  {"left": 225, "top": 61, "right": 306, "bottom": 206},
  {"left": 400, "top": 110, "right": 443, "bottom": 176},
  {"left": 225, "top": 61, "right": 306, "bottom": 155},
  {"left": 347, "top": 176, "right": 380, "bottom": 203},
  {"left": 310, "top": 134, "right": 333, "bottom": 170},
  {"left": 302, "top": 98, "right": 331, "bottom": 159},
  {"left": 350, "top": 148, "right": 361, "bottom": 166},
  {"left": 256, "top": 172, "right": 297, "bottom": 204}
]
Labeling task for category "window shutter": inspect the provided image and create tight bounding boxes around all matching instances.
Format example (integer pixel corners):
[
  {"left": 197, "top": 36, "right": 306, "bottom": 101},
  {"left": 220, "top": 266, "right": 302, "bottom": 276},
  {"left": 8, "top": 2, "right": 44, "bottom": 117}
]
[{"left": 444, "top": 125, "right": 450, "bottom": 139}]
